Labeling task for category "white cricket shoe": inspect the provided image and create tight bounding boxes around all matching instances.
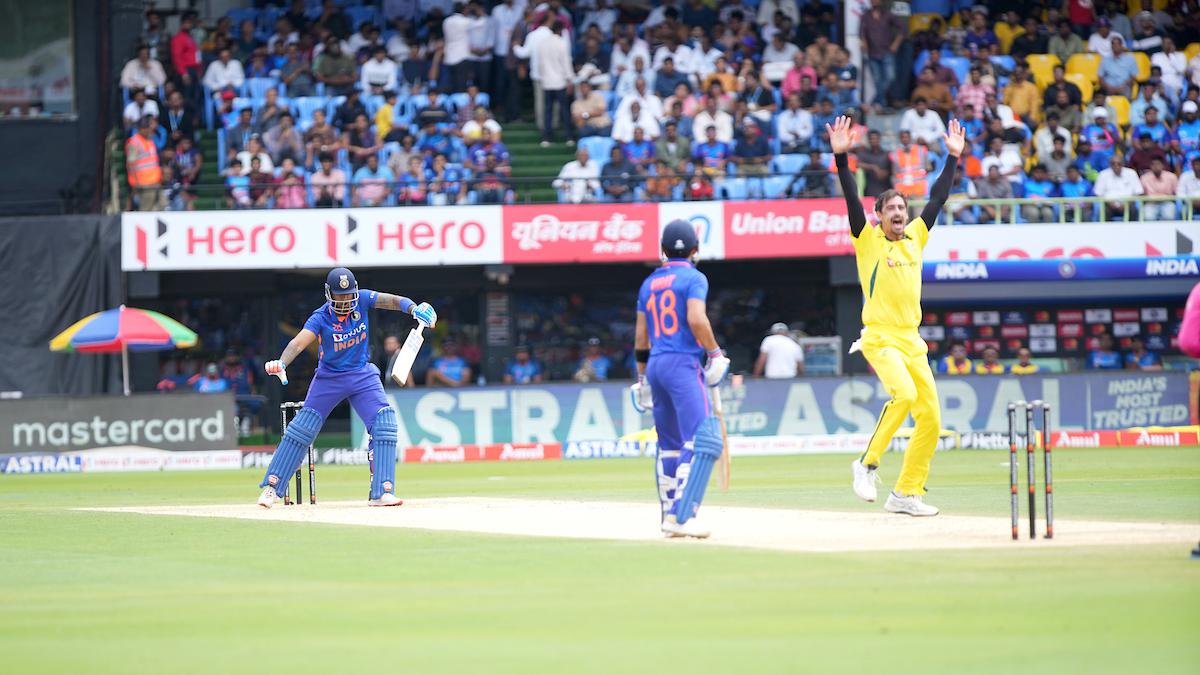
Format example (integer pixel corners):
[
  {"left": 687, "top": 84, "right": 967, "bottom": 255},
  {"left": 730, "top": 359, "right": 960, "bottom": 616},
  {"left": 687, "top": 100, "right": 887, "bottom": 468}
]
[
  {"left": 851, "top": 459, "right": 880, "bottom": 502},
  {"left": 661, "top": 514, "right": 711, "bottom": 539},
  {"left": 368, "top": 493, "right": 404, "bottom": 507},
  {"left": 257, "top": 486, "right": 278, "bottom": 509},
  {"left": 884, "top": 492, "right": 940, "bottom": 517}
]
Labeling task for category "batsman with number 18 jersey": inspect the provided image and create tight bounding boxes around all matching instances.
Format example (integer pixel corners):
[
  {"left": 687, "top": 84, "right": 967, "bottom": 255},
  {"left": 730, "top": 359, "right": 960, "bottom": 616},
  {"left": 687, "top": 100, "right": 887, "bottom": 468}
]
[
  {"left": 631, "top": 221, "right": 730, "bottom": 539},
  {"left": 829, "top": 115, "right": 966, "bottom": 517}
]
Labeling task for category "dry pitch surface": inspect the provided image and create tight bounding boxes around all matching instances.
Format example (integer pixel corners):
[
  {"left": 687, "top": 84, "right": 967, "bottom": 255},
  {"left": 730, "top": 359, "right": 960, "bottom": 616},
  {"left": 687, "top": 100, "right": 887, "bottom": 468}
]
[{"left": 83, "top": 497, "right": 1200, "bottom": 553}]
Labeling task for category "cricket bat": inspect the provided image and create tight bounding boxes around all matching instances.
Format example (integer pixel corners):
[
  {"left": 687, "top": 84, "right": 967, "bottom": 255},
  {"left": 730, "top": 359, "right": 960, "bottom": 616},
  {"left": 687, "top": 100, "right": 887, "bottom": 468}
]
[
  {"left": 390, "top": 321, "right": 427, "bottom": 385},
  {"left": 711, "top": 386, "right": 730, "bottom": 492}
]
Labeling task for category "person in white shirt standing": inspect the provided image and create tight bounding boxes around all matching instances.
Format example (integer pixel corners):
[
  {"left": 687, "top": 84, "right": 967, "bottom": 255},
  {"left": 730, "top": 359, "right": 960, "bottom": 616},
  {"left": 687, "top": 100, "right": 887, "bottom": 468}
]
[
  {"left": 753, "top": 323, "right": 805, "bottom": 378},
  {"left": 491, "top": 0, "right": 526, "bottom": 117},
  {"left": 534, "top": 21, "right": 574, "bottom": 146},
  {"left": 442, "top": 3, "right": 474, "bottom": 93},
  {"left": 1151, "top": 37, "right": 1187, "bottom": 103},
  {"left": 553, "top": 148, "right": 600, "bottom": 202},
  {"left": 360, "top": 47, "right": 398, "bottom": 95},
  {"left": 514, "top": 13, "right": 553, "bottom": 136},
  {"left": 1093, "top": 154, "right": 1145, "bottom": 220},
  {"left": 465, "top": 2, "right": 495, "bottom": 95}
]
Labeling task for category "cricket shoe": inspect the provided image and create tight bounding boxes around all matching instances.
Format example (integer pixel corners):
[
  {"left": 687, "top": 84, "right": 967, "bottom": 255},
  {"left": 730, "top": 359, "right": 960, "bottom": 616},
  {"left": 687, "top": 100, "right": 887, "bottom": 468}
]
[
  {"left": 257, "top": 486, "right": 278, "bottom": 509},
  {"left": 368, "top": 493, "right": 404, "bottom": 507},
  {"left": 661, "top": 514, "right": 710, "bottom": 539},
  {"left": 851, "top": 459, "right": 881, "bottom": 502},
  {"left": 884, "top": 492, "right": 940, "bottom": 517}
]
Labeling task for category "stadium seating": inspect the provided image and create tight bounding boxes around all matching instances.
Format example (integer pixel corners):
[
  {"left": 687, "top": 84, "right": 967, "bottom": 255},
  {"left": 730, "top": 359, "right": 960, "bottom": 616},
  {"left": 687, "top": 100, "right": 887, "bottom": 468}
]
[
  {"left": 1108, "top": 95, "right": 1132, "bottom": 128},
  {"left": 1026, "top": 54, "right": 1060, "bottom": 90},
  {"left": 1132, "top": 52, "right": 1151, "bottom": 83},
  {"left": 1063, "top": 73, "right": 1094, "bottom": 104},
  {"left": 1066, "top": 53, "right": 1101, "bottom": 85}
]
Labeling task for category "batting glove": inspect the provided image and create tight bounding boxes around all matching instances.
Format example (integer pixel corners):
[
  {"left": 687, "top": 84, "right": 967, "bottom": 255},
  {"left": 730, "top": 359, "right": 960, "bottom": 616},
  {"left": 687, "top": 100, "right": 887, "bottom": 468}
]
[
  {"left": 264, "top": 359, "right": 288, "bottom": 385},
  {"left": 630, "top": 376, "right": 653, "bottom": 412},
  {"left": 412, "top": 302, "right": 437, "bottom": 327},
  {"left": 703, "top": 349, "right": 730, "bottom": 387}
]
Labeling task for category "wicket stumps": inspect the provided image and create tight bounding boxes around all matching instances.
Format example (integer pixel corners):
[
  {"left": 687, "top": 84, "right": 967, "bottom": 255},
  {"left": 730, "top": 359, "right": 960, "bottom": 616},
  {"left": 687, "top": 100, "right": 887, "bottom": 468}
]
[
  {"left": 1007, "top": 400, "right": 1052, "bottom": 540},
  {"left": 279, "top": 402, "right": 316, "bottom": 506}
]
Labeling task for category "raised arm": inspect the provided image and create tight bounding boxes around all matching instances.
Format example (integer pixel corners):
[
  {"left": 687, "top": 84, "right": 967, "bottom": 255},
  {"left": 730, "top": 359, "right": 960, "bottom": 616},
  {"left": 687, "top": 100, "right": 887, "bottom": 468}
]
[
  {"left": 377, "top": 293, "right": 438, "bottom": 327},
  {"left": 919, "top": 118, "right": 966, "bottom": 228},
  {"left": 828, "top": 115, "right": 867, "bottom": 237}
]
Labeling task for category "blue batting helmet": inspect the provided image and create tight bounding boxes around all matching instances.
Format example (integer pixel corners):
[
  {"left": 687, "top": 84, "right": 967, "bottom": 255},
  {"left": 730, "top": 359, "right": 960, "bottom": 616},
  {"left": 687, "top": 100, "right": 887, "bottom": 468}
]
[
  {"left": 661, "top": 219, "right": 698, "bottom": 258},
  {"left": 325, "top": 267, "right": 359, "bottom": 314}
]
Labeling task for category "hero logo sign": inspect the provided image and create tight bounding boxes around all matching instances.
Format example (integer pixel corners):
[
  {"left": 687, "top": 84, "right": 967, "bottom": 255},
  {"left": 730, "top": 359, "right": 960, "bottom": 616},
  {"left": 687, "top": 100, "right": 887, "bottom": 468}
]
[
  {"left": 326, "top": 211, "right": 492, "bottom": 263},
  {"left": 124, "top": 212, "right": 297, "bottom": 270},
  {"left": 925, "top": 224, "right": 1198, "bottom": 262}
]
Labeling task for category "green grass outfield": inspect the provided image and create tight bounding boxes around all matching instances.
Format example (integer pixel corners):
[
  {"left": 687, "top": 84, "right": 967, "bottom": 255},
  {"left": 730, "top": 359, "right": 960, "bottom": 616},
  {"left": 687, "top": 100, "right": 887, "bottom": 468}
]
[{"left": 2, "top": 447, "right": 1198, "bottom": 675}]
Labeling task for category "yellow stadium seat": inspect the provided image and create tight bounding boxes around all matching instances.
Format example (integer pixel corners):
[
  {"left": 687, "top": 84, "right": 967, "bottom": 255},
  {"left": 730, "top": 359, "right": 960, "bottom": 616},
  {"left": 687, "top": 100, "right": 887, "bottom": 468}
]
[
  {"left": 1066, "top": 53, "right": 1100, "bottom": 84},
  {"left": 994, "top": 22, "right": 1017, "bottom": 54},
  {"left": 1187, "top": 43, "right": 1200, "bottom": 63},
  {"left": 1132, "top": 52, "right": 1151, "bottom": 82},
  {"left": 1126, "top": 0, "right": 1167, "bottom": 15},
  {"left": 1064, "top": 73, "right": 1094, "bottom": 103},
  {"left": 909, "top": 13, "right": 942, "bottom": 34},
  {"left": 1108, "top": 95, "right": 1131, "bottom": 128},
  {"left": 1026, "top": 54, "right": 1061, "bottom": 90}
]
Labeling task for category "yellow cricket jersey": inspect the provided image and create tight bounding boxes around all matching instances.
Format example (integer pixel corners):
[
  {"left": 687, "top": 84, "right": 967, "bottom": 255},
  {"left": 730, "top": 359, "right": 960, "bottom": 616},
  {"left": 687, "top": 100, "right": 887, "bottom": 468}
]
[
  {"left": 1011, "top": 363, "right": 1040, "bottom": 375},
  {"left": 853, "top": 217, "right": 929, "bottom": 330},
  {"left": 975, "top": 362, "right": 1005, "bottom": 374},
  {"left": 941, "top": 356, "right": 973, "bottom": 374}
]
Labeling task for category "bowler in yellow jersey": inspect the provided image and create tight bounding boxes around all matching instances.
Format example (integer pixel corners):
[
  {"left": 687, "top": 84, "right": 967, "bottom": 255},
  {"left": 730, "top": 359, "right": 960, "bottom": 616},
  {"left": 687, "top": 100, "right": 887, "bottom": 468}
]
[{"left": 827, "top": 115, "right": 966, "bottom": 516}]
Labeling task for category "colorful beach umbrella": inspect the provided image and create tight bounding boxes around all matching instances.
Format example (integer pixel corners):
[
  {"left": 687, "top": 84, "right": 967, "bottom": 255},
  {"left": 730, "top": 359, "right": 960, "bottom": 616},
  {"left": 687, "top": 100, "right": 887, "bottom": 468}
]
[{"left": 49, "top": 305, "right": 198, "bottom": 395}]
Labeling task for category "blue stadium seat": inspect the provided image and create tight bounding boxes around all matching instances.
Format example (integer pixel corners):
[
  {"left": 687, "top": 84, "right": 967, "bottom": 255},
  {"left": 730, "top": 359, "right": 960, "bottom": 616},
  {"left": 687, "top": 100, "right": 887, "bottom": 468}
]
[
  {"left": 941, "top": 56, "right": 970, "bottom": 86},
  {"left": 345, "top": 6, "right": 381, "bottom": 30},
  {"left": 721, "top": 178, "right": 749, "bottom": 200},
  {"left": 770, "top": 153, "right": 808, "bottom": 175},
  {"left": 245, "top": 77, "right": 281, "bottom": 101},
  {"left": 226, "top": 8, "right": 260, "bottom": 28},
  {"left": 578, "top": 136, "right": 616, "bottom": 161},
  {"left": 293, "top": 96, "right": 329, "bottom": 128},
  {"left": 363, "top": 94, "right": 385, "bottom": 116},
  {"left": 763, "top": 175, "right": 792, "bottom": 199},
  {"left": 910, "top": 0, "right": 951, "bottom": 15},
  {"left": 217, "top": 129, "right": 227, "bottom": 172}
]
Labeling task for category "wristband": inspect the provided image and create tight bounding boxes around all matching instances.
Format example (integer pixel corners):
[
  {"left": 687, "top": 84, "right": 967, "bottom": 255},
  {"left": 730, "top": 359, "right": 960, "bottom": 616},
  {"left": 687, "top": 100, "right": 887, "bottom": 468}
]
[
  {"left": 635, "top": 349, "right": 650, "bottom": 364},
  {"left": 400, "top": 296, "right": 415, "bottom": 313},
  {"left": 707, "top": 348, "right": 723, "bottom": 359}
]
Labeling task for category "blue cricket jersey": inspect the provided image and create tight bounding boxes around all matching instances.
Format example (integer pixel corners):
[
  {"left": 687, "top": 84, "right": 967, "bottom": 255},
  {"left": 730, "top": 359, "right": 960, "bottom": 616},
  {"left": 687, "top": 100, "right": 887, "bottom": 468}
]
[
  {"left": 304, "top": 288, "right": 378, "bottom": 374},
  {"left": 637, "top": 260, "right": 709, "bottom": 360}
]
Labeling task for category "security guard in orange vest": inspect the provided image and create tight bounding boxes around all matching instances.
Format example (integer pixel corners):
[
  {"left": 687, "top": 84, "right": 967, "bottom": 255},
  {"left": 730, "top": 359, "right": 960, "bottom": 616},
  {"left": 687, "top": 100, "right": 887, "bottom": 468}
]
[
  {"left": 940, "top": 342, "right": 973, "bottom": 374},
  {"left": 889, "top": 130, "right": 930, "bottom": 198},
  {"left": 126, "top": 115, "right": 164, "bottom": 211}
]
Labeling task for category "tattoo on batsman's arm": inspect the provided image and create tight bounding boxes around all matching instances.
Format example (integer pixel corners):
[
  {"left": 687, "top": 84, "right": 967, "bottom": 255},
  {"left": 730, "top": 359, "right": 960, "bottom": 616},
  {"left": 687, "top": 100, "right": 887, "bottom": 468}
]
[
  {"left": 375, "top": 293, "right": 412, "bottom": 312},
  {"left": 282, "top": 330, "right": 317, "bottom": 366}
]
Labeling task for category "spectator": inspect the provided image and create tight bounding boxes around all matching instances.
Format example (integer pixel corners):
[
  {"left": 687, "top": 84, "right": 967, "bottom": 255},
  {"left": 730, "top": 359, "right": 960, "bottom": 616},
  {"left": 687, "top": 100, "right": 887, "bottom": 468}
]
[
  {"left": 1035, "top": 113, "right": 1074, "bottom": 161},
  {"left": 616, "top": 77, "right": 664, "bottom": 124},
  {"left": 1021, "top": 165, "right": 1060, "bottom": 222},
  {"left": 858, "top": 0, "right": 905, "bottom": 111},
  {"left": 1044, "top": 89, "right": 1083, "bottom": 132},
  {"left": 811, "top": 98, "right": 837, "bottom": 151},
  {"left": 226, "top": 107, "right": 256, "bottom": 157},
  {"left": 465, "top": 129, "right": 511, "bottom": 175},
  {"left": 732, "top": 120, "right": 770, "bottom": 184},
  {"left": 912, "top": 15, "right": 947, "bottom": 55},
  {"left": 236, "top": 135, "right": 274, "bottom": 176},
  {"left": 655, "top": 121, "right": 692, "bottom": 174},
  {"left": 1088, "top": 333, "right": 1122, "bottom": 369},
  {"left": 170, "top": 11, "right": 203, "bottom": 104},
  {"left": 1140, "top": 157, "right": 1179, "bottom": 220},
  {"left": 1094, "top": 154, "right": 1145, "bottom": 220},
  {"left": 924, "top": 49, "right": 959, "bottom": 89},
  {"left": 900, "top": 97, "right": 947, "bottom": 149},
  {"left": 374, "top": 91, "right": 400, "bottom": 142},
  {"left": 396, "top": 156, "right": 429, "bottom": 205},
  {"left": 1129, "top": 12, "right": 1164, "bottom": 55},
  {"left": 1073, "top": 138, "right": 1108, "bottom": 182},
  {"left": 645, "top": 159, "right": 680, "bottom": 202},
  {"left": 780, "top": 52, "right": 817, "bottom": 99},
  {"left": 692, "top": 124, "right": 733, "bottom": 177},
  {"left": 974, "top": 347, "right": 1005, "bottom": 374},
  {"left": 1043, "top": 136, "right": 1074, "bottom": 182},
  {"left": 1178, "top": 156, "right": 1200, "bottom": 210},
  {"left": 471, "top": 156, "right": 512, "bottom": 204},
  {"left": 615, "top": 56, "right": 656, "bottom": 100},
  {"left": 1125, "top": 337, "right": 1163, "bottom": 371},
  {"left": 1127, "top": 133, "right": 1167, "bottom": 174},
  {"left": 975, "top": 164, "right": 1015, "bottom": 222},
  {"left": 345, "top": 113, "right": 381, "bottom": 170},
  {"left": 1047, "top": 19, "right": 1085, "bottom": 64},
  {"left": 959, "top": 104, "right": 987, "bottom": 152},
  {"left": 1130, "top": 81, "right": 1172, "bottom": 127},
  {"left": 1042, "top": 66, "right": 1083, "bottom": 111},
  {"left": 266, "top": 17, "right": 301, "bottom": 52},
  {"left": 571, "top": 81, "right": 612, "bottom": 137},
  {"left": 310, "top": 152, "right": 346, "bottom": 208},
  {"left": 1153, "top": 37, "right": 1187, "bottom": 102},
  {"left": 1010, "top": 348, "right": 1040, "bottom": 375},
  {"left": 315, "top": 0, "right": 352, "bottom": 40},
  {"left": 279, "top": 43, "right": 316, "bottom": 98},
  {"left": 203, "top": 47, "right": 245, "bottom": 95},
  {"left": 426, "top": 153, "right": 466, "bottom": 205},
  {"left": 623, "top": 127, "right": 656, "bottom": 173},
  {"left": 126, "top": 116, "right": 164, "bottom": 211},
  {"left": 611, "top": 100, "right": 660, "bottom": 143},
  {"left": 231, "top": 18, "right": 263, "bottom": 61},
  {"left": 787, "top": 149, "right": 833, "bottom": 198},
  {"left": 440, "top": 4, "right": 473, "bottom": 93},
  {"left": 314, "top": 36, "right": 357, "bottom": 96},
  {"left": 172, "top": 136, "right": 202, "bottom": 192},
  {"left": 274, "top": 158, "right": 307, "bottom": 208},
  {"left": 777, "top": 93, "right": 813, "bottom": 154},
  {"left": 120, "top": 45, "right": 167, "bottom": 96},
  {"left": 946, "top": 166, "right": 976, "bottom": 224},
  {"left": 940, "top": 343, "right": 973, "bottom": 375},
  {"left": 911, "top": 68, "right": 953, "bottom": 118},
  {"left": 573, "top": 337, "right": 611, "bottom": 382},
  {"left": 361, "top": 46, "right": 399, "bottom": 94},
  {"left": 1087, "top": 17, "right": 1122, "bottom": 57},
  {"left": 504, "top": 346, "right": 542, "bottom": 384},
  {"left": 225, "top": 159, "right": 252, "bottom": 208},
  {"left": 654, "top": 58, "right": 689, "bottom": 99},
  {"left": 681, "top": 166, "right": 712, "bottom": 201},
  {"left": 1085, "top": 93, "right": 1120, "bottom": 127},
  {"left": 378, "top": 335, "right": 403, "bottom": 385},
  {"left": 123, "top": 90, "right": 159, "bottom": 130},
  {"left": 254, "top": 88, "right": 287, "bottom": 134},
  {"left": 752, "top": 323, "right": 804, "bottom": 378},
  {"left": 247, "top": 156, "right": 275, "bottom": 207},
  {"left": 1130, "top": 106, "right": 1174, "bottom": 151},
  {"left": 160, "top": 90, "right": 197, "bottom": 144},
  {"left": 553, "top": 148, "right": 601, "bottom": 203},
  {"left": 193, "top": 364, "right": 229, "bottom": 393},
  {"left": 351, "top": 154, "right": 393, "bottom": 207},
  {"left": 426, "top": 340, "right": 472, "bottom": 387},
  {"left": 1060, "top": 164, "right": 1095, "bottom": 221},
  {"left": 1099, "top": 38, "right": 1139, "bottom": 97},
  {"left": 956, "top": 67, "right": 994, "bottom": 118},
  {"left": 663, "top": 83, "right": 699, "bottom": 120},
  {"left": 692, "top": 96, "right": 734, "bottom": 145},
  {"left": 462, "top": 106, "right": 503, "bottom": 144},
  {"left": 889, "top": 130, "right": 930, "bottom": 199},
  {"left": 413, "top": 91, "right": 450, "bottom": 129},
  {"left": 304, "top": 109, "right": 341, "bottom": 167},
  {"left": 1003, "top": 62, "right": 1042, "bottom": 127},
  {"left": 263, "top": 113, "right": 304, "bottom": 165},
  {"left": 535, "top": 21, "right": 573, "bottom": 147},
  {"left": 1081, "top": 109, "right": 1121, "bottom": 166},
  {"left": 761, "top": 32, "right": 799, "bottom": 84},
  {"left": 856, "top": 129, "right": 891, "bottom": 198},
  {"left": 1010, "top": 18, "right": 1048, "bottom": 59},
  {"left": 600, "top": 145, "right": 639, "bottom": 202}
]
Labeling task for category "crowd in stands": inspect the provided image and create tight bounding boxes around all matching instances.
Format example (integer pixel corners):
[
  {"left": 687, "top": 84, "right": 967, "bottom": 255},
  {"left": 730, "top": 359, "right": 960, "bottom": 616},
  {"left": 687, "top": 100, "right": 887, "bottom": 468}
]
[{"left": 121, "top": 0, "right": 1200, "bottom": 216}]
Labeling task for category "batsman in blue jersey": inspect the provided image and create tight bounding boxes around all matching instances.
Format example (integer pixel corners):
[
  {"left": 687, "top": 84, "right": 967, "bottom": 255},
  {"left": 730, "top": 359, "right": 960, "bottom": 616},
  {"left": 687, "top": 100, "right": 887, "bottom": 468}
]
[
  {"left": 257, "top": 267, "right": 437, "bottom": 508},
  {"left": 631, "top": 221, "right": 730, "bottom": 538}
]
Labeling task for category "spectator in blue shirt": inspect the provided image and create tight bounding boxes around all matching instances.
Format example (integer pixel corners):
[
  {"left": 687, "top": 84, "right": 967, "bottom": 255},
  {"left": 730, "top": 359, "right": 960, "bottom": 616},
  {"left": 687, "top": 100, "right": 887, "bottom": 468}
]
[
  {"left": 692, "top": 125, "right": 732, "bottom": 176},
  {"left": 1072, "top": 138, "right": 1108, "bottom": 182},
  {"left": 504, "top": 346, "right": 542, "bottom": 384},
  {"left": 1088, "top": 333, "right": 1123, "bottom": 369},
  {"left": 1129, "top": 105, "right": 1174, "bottom": 153},
  {"left": 622, "top": 127, "right": 656, "bottom": 173},
  {"left": 426, "top": 340, "right": 472, "bottom": 387},
  {"left": 653, "top": 58, "right": 689, "bottom": 99},
  {"left": 1175, "top": 101, "right": 1200, "bottom": 164},
  {"left": 963, "top": 11, "right": 999, "bottom": 54},
  {"left": 1124, "top": 337, "right": 1163, "bottom": 371},
  {"left": 573, "top": 337, "right": 611, "bottom": 382},
  {"left": 1099, "top": 38, "right": 1139, "bottom": 97},
  {"left": 1080, "top": 111, "right": 1121, "bottom": 168},
  {"left": 1059, "top": 165, "right": 1095, "bottom": 221},
  {"left": 1021, "top": 164, "right": 1060, "bottom": 222},
  {"left": 193, "top": 363, "right": 230, "bottom": 393},
  {"left": 1129, "top": 81, "right": 1173, "bottom": 126},
  {"left": 417, "top": 121, "right": 454, "bottom": 162},
  {"left": 811, "top": 98, "right": 837, "bottom": 152},
  {"left": 351, "top": 154, "right": 394, "bottom": 207}
]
